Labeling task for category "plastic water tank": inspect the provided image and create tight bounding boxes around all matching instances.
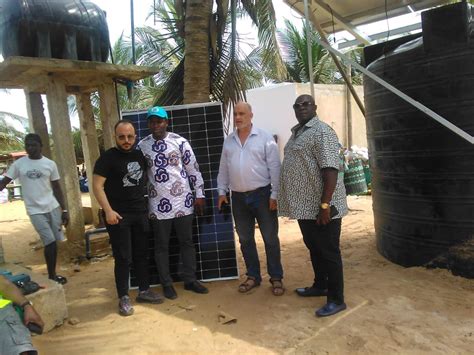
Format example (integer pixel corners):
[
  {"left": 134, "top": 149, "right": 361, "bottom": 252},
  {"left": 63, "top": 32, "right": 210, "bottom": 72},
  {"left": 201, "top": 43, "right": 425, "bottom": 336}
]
[
  {"left": 0, "top": 0, "right": 109, "bottom": 62},
  {"left": 363, "top": 2, "right": 474, "bottom": 266}
]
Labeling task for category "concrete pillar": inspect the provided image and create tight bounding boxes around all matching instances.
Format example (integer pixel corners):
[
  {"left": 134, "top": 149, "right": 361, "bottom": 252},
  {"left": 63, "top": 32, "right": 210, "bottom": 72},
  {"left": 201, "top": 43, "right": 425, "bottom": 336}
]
[
  {"left": 99, "top": 80, "right": 120, "bottom": 150},
  {"left": 46, "top": 77, "right": 85, "bottom": 251},
  {"left": 24, "top": 91, "right": 52, "bottom": 159},
  {"left": 76, "top": 93, "right": 101, "bottom": 226}
]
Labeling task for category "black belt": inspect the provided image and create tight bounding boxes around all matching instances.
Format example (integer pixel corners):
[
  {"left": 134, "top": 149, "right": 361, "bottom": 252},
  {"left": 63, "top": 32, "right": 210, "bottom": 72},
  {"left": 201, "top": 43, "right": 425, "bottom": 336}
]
[{"left": 232, "top": 184, "right": 271, "bottom": 196}]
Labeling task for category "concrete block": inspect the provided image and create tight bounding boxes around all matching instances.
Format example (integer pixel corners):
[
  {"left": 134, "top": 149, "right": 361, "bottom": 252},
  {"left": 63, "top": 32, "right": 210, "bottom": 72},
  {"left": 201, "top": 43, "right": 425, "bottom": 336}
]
[{"left": 6, "top": 263, "right": 68, "bottom": 333}]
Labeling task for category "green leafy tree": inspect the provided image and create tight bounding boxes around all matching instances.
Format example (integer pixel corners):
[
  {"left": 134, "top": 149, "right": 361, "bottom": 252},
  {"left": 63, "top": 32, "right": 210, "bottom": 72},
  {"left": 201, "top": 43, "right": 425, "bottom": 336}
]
[
  {"left": 129, "top": 0, "right": 286, "bottom": 128},
  {"left": 0, "top": 111, "right": 28, "bottom": 154},
  {"left": 276, "top": 19, "right": 363, "bottom": 85}
]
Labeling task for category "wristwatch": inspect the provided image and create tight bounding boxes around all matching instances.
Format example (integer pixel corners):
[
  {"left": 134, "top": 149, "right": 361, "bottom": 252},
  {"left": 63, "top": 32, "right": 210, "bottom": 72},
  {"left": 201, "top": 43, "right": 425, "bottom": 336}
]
[{"left": 320, "top": 203, "right": 330, "bottom": 210}]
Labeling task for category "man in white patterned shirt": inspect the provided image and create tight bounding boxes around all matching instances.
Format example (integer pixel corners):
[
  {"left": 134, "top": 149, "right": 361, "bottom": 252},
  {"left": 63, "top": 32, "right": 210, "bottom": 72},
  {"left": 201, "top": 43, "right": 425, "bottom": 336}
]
[{"left": 138, "top": 106, "right": 209, "bottom": 299}]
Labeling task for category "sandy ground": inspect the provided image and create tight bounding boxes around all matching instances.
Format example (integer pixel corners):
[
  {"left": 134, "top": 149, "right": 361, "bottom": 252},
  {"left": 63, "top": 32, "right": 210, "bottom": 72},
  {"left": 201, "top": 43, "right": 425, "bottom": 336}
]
[{"left": 0, "top": 195, "right": 473, "bottom": 354}]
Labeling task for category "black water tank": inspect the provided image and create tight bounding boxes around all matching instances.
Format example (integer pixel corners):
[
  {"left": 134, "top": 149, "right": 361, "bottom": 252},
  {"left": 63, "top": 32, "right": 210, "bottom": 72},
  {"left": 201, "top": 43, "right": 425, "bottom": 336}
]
[
  {"left": 0, "top": 0, "right": 109, "bottom": 62},
  {"left": 363, "top": 2, "right": 474, "bottom": 267}
]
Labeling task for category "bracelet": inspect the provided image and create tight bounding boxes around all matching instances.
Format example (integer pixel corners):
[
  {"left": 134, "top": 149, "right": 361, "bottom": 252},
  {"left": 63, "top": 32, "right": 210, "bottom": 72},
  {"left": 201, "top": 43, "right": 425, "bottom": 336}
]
[{"left": 62, "top": 210, "right": 68, "bottom": 213}]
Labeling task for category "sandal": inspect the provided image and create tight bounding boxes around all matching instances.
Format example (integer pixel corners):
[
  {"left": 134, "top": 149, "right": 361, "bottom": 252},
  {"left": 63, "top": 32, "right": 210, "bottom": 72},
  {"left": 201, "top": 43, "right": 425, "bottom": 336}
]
[
  {"left": 238, "top": 277, "right": 260, "bottom": 293},
  {"left": 270, "top": 278, "right": 285, "bottom": 296}
]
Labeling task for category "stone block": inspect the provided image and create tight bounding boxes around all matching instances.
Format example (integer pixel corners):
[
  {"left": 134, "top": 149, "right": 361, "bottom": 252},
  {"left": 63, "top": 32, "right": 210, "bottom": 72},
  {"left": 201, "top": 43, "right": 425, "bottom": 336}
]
[{"left": 6, "top": 263, "right": 68, "bottom": 333}]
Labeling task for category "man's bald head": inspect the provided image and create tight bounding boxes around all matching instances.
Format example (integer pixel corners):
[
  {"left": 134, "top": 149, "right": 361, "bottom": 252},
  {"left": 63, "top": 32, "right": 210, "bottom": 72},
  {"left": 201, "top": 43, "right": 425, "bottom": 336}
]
[{"left": 234, "top": 101, "right": 253, "bottom": 131}]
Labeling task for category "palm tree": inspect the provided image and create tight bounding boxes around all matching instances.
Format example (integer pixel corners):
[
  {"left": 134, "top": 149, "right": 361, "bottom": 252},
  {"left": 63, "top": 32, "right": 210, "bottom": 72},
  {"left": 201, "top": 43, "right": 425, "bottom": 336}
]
[
  {"left": 0, "top": 111, "right": 28, "bottom": 153},
  {"left": 277, "top": 19, "right": 363, "bottom": 85},
  {"left": 139, "top": 0, "right": 285, "bottom": 122}
]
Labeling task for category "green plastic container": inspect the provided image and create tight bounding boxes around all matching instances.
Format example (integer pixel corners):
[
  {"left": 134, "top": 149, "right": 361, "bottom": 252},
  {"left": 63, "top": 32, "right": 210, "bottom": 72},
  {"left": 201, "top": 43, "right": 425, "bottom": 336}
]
[
  {"left": 344, "top": 159, "right": 368, "bottom": 195},
  {"left": 363, "top": 164, "right": 372, "bottom": 186}
]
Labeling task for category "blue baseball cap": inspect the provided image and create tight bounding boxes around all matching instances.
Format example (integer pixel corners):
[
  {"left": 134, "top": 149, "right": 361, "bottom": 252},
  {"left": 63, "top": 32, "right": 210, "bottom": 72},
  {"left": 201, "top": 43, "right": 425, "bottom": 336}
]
[{"left": 146, "top": 106, "right": 169, "bottom": 119}]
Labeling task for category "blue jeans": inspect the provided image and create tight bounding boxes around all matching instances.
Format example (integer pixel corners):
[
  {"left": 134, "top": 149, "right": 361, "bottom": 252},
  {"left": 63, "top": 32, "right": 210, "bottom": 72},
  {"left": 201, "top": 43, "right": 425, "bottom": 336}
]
[{"left": 231, "top": 185, "right": 283, "bottom": 282}]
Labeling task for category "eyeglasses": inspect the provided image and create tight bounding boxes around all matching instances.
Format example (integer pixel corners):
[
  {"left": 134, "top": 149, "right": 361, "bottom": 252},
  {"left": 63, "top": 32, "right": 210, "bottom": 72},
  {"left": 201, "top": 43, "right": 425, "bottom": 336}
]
[
  {"left": 293, "top": 101, "right": 313, "bottom": 109},
  {"left": 116, "top": 135, "right": 136, "bottom": 141}
]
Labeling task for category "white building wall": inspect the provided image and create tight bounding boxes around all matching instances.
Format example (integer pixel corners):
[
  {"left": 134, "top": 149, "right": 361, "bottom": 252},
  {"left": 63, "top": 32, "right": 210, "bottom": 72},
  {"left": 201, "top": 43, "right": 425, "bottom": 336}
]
[{"left": 245, "top": 83, "right": 367, "bottom": 159}]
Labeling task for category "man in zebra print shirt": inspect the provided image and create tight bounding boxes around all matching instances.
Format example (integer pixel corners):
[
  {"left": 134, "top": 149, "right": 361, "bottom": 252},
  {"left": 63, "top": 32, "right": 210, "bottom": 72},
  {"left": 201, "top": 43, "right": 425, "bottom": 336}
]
[{"left": 278, "top": 95, "right": 348, "bottom": 317}]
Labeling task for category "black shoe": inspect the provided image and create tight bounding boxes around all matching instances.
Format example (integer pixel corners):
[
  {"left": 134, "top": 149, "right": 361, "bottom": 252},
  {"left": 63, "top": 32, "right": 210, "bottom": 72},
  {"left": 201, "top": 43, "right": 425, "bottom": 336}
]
[
  {"left": 184, "top": 281, "right": 209, "bottom": 294},
  {"left": 315, "top": 302, "right": 347, "bottom": 317},
  {"left": 295, "top": 286, "right": 328, "bottom": 297},
  {"left": 163, "top": 285, "right": 177, "bottom": 299}
]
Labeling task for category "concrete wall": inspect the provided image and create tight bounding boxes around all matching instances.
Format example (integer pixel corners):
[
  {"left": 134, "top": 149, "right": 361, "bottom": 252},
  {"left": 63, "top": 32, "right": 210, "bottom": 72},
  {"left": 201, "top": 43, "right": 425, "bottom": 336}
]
[{"left": 245, "top": 83, "right": 366, "bottom": 158}]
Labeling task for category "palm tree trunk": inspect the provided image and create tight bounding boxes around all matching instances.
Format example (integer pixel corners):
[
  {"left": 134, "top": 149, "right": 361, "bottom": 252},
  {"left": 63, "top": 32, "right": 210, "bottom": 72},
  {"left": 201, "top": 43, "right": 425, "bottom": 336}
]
[{"left": 183, "top": 0, "right": 213, "bottom": 103}]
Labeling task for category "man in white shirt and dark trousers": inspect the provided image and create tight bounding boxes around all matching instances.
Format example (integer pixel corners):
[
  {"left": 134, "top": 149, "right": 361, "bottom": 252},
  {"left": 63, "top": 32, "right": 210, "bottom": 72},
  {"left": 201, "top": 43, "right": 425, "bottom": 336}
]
[
  {"left": 217, "top": 102, "right": 284, "bottom": 296},
  {"left": 0, "top": 133, "right": 68, "bottom": 285},
  {"left": 138, "top": 106, "right": 209, "bottom": 300}
]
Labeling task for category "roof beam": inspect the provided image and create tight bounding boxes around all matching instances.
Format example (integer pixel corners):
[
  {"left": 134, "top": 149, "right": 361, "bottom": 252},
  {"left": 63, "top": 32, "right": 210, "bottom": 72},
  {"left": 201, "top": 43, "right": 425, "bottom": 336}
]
[
  {"left": 310, "top": 0, "right": 372, "bottom": 44},
  {"left": 338, "top": 23, "right": 422, "bottom": 49}
]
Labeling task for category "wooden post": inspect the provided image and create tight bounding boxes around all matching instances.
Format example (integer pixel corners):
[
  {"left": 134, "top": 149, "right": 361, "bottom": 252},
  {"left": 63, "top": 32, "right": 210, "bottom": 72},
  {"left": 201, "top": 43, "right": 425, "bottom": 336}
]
[
  {"left": 46, "top": 77, "right": 85, "bottom": 252},
  {"left": 76, "top": 93, "right": 101, "bottom": 226},
  {"left": 24, "top": 91, "right": 52, "bottom": 159},
  {"left": 99, "top": 80, "right": 120, "bottom": 150}
]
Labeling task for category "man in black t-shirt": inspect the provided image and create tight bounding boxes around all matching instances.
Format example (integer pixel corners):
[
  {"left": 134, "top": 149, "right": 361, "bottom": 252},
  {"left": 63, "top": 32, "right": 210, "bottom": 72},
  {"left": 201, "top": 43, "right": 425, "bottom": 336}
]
[{"left": 93, "top": 120, "right": 163, "bottom": 316}]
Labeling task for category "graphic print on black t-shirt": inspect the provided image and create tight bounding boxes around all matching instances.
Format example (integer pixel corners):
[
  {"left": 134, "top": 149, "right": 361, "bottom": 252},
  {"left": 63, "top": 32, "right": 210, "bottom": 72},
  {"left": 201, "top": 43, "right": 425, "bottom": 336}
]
[
  {"left": 93, "top": 148, "right": 147, "bottom": 213},
  {"left": 122, "top": 162, "right": 143, "bottom": 187}
]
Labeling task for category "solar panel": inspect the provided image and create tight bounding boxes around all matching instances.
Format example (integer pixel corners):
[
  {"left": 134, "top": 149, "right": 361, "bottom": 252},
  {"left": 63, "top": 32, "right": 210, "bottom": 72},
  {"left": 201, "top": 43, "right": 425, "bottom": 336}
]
[{"left": 122, "top": 102, "right": 239, "bottom": 286}]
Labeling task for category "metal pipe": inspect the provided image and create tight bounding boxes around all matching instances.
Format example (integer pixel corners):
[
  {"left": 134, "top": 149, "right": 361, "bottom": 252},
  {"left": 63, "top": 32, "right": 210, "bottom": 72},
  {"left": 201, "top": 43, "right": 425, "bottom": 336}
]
[
  {"left": 130, "top": 0, "right": 136, "bottom": 65},
  {"left": 303, "top": 0, "right": 315, "bottom": 98},
  {"left": 309, "top": 11, "right": 366, "bottom": 116},
  {"left": 311, "top": 34, "right": 474, "bottom": 144}
]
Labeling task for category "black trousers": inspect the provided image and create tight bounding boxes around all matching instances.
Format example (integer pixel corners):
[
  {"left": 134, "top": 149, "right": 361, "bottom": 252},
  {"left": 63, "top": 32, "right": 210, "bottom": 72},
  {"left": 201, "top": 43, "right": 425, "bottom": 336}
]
[
  {"left": 105, "top": 213, "right": 150, "bottom": 298},
  {"left": 297, "top": 218, "right": 344, "bottom": 304},
  {"left": 151, "top": 214, "right": 196, "bottom": 286}
]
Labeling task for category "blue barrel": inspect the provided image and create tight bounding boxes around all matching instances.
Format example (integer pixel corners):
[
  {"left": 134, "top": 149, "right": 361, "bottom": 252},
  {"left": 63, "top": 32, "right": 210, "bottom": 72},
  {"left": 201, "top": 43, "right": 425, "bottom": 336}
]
[{"left": 363, "top": 2, "right": 474, "bottom": 267}]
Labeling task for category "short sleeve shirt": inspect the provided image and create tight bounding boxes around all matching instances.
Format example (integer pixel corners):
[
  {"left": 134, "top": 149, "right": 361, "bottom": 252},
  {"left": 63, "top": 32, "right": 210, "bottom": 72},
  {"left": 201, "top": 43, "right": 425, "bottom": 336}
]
[
  {"left": 6, "top": 156, "right": 60, "bottom": 215},
  {"left": 137, "top": 133, "right": 205, "bottom": 220},
  {"left": 278, "top": 117, "right": 348, "bottom": 220},
  {"left": 93, "top": 148, "right": 147, "bottom": 213}
]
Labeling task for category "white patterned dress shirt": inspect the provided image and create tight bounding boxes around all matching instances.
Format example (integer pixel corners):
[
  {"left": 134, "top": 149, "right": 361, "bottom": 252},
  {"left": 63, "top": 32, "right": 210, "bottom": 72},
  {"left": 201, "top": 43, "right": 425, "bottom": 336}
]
[{"left": 138, "top": 132, "right": 205, "bottom": 220}]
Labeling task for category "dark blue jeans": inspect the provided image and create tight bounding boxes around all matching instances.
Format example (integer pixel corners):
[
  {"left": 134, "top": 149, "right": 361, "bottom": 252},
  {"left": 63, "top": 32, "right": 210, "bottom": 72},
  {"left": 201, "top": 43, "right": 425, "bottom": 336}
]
[
  {"left": 297, "top": 218, "right": 344, "bottom": 304},
  {"left": 105, "top": 212, "right": 150, "bottom": 298},
  {"left": 231, "top": 185, "right": 283, "bottom": 283}
]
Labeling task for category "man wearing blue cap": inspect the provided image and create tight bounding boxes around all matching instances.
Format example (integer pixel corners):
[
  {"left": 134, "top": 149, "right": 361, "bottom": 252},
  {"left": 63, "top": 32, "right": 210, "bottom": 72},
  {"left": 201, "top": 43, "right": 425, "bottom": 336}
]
[{"left": 138, "top": 106, "right": 209, "bottom": 299}]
